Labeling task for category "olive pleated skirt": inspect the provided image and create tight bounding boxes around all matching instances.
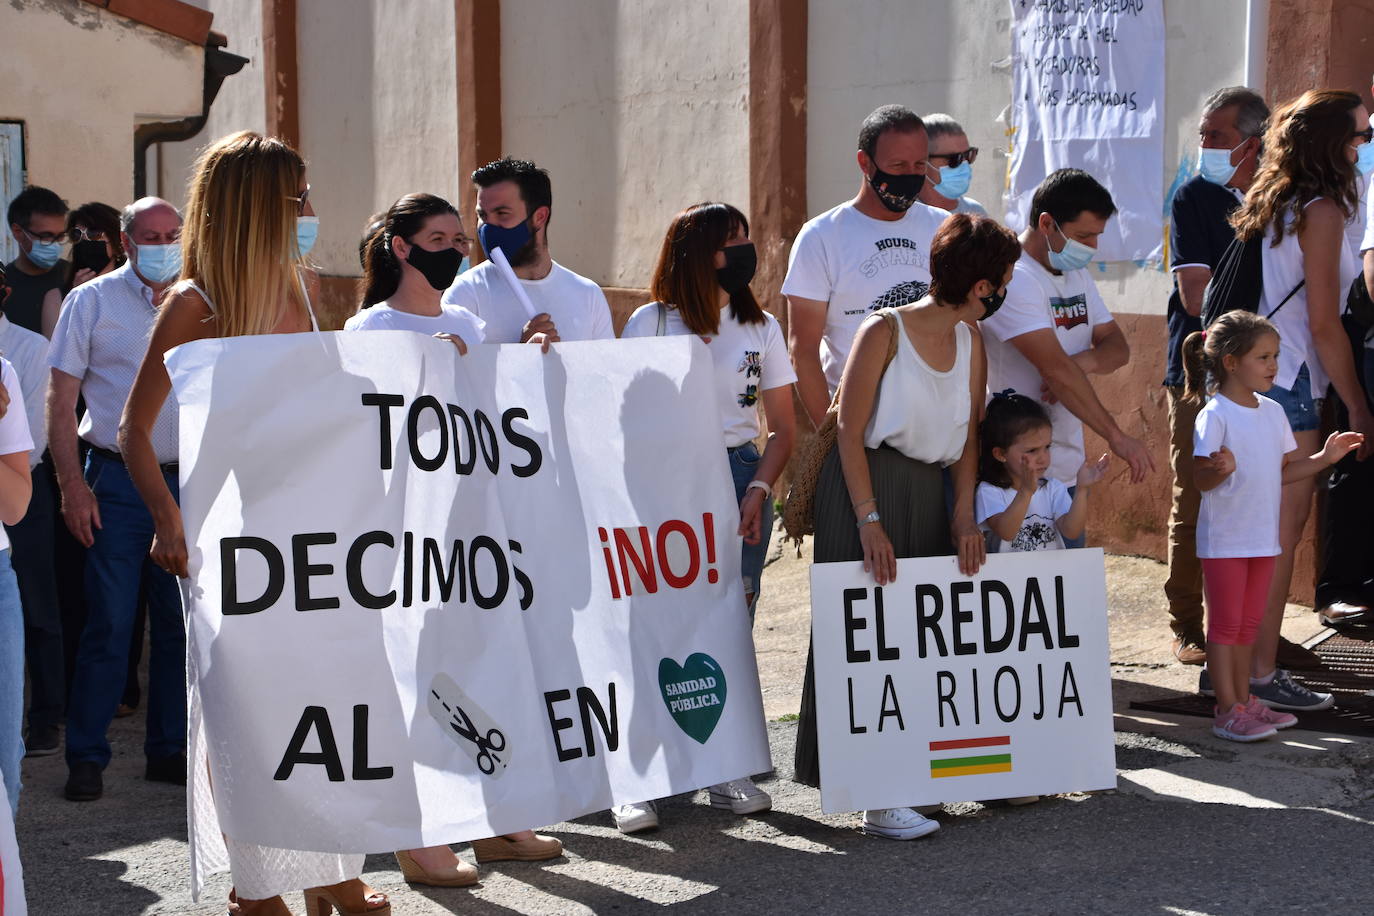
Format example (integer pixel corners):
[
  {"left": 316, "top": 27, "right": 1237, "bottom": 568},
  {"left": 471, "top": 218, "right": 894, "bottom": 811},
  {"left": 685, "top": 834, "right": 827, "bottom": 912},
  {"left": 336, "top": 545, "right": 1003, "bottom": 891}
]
[{"left": 792, "top": 443, "right": 950, "bottom": 789}]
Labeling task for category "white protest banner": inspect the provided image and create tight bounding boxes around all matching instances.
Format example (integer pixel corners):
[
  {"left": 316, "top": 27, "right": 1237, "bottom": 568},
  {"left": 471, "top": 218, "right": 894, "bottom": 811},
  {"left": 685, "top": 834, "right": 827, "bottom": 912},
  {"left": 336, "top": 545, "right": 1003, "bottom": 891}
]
[
  {"left": 1006, "top": 0, "right": 1165, "bottom": 261},
  {"left": 811, "top": 549, "right": 1115, "bottom": 814},
  {"left": 169, "top": 332, "right": 771, "bottom": 855}
]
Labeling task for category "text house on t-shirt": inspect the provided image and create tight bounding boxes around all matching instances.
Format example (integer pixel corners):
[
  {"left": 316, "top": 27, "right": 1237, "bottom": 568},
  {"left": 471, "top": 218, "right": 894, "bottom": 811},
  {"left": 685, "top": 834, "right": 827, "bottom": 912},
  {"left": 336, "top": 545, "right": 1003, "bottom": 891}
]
[{"left": 857, "top": 236, "right": 931, "bottom": 316}]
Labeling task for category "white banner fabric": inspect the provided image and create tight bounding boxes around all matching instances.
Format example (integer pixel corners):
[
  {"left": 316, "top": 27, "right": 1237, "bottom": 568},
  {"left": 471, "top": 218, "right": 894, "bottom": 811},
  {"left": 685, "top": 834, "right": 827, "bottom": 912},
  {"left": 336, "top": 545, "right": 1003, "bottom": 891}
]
[
  {"left": 1006, "top": 0, "right": 1166, "bottom": 262},
  {"left": 169, "top": 332, "right": 771, "bottom": 853},
  {"left": 0, "top": 770, "right": 24, "bottom": 916},
  {"left": 812, "top": 550, "right": 1116, "bottom": 814}
]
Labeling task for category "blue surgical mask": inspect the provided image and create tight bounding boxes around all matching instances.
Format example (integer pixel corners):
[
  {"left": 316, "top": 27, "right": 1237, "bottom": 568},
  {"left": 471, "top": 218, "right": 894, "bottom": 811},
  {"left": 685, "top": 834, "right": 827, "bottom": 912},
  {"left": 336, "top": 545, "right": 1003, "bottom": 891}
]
[
  {"left": 296, "top": 215, "right": 320, "bottom": 258},
  {"left": 478, "top": 219, "right": 533, "bottom": 265},
  {"left": 1047, "top": 221, "right": 1095, "bottom": 272},
  {"left": 22, "top": 231, "right": 62, "bottom": 271},
  {"left": 935, "top": 161, "right": 973, "bottom": 200},
  {"left": 458, "top": 255, "right": 470, "bottom": 275},
  {"left": 1198, "top": 141, "right": 1247, "bottom": 187},
  {"left": 128, "top": 240, "right": 182, "bottom": 285},
  {"left": 1355, "top": 142, "right": 1374, "bottom": 176}
]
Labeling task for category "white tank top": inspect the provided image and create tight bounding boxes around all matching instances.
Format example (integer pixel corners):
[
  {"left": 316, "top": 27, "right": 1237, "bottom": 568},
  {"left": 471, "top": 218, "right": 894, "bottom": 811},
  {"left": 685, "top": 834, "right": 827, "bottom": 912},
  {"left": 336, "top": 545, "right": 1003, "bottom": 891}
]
[
  {"left": 1261, "top": 197, "right": 1360, "bottom": 397},
  {"left": 863, "top": 316, "right": 972, "bottom": 466}
]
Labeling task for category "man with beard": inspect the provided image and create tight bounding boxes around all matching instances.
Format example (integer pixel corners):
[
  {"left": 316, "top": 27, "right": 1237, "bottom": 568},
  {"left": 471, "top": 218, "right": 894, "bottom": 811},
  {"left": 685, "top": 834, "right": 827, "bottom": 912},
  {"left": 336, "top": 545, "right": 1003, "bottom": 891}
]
[
  {"left": 784, "top": 105, "right": 950, "bottom": 428},
  {"left": 443, "top": 157, "right": 613, "bottom": 344}
]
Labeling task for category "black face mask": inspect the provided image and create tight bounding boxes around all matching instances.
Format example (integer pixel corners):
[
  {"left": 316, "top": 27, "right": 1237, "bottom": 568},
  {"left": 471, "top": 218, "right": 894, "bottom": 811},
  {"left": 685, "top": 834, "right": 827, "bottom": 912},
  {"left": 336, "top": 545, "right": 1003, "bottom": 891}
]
[
  {"left": 406, "top": 242, "right": 464, "bottom": 291},
  {"left": 979, "top": 285, "right": 1008, "bottom": 320},
  {"left": 72, "top": 239, "right": 111, "bottom": 275},
  {"left": 717, "top": 242, "right": 758, "bottom": 296},
  {"left": 867, "top": 167, "right": 926, "bottom": 213}
]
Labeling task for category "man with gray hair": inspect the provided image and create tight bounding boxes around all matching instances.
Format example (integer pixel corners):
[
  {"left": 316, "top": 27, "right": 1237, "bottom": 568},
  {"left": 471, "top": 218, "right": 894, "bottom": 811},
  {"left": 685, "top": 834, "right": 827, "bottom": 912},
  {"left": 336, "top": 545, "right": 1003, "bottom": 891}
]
[
  {"left": 918, "top": 113, "right": 989, "bottom": 217},
  {"left": 48, "top": 197, "right": 187, "bottom": 801},
  {"left": 1164, "top": 87, "right": 1315, "bottom": 671}
]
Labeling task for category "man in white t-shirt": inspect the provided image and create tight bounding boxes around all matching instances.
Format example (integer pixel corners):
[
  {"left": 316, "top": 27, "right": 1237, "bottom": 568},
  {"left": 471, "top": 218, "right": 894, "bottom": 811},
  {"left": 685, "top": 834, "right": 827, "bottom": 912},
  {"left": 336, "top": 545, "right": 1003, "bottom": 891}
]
[
  {"left": 783, "top": 104, "right": 950, "bottom": 426},
  {"left": 980, "top": 169, "right": 1154, "bottom": 546},
  {"left": 442, "top": 157, "right": 614, "bottom": 344}
]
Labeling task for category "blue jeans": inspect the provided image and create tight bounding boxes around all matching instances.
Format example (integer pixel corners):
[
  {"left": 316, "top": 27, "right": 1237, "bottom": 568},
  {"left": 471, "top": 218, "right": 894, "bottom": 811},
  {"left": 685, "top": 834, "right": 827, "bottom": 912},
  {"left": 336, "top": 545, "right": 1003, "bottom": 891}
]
[
  {"left": 5, "top": 464, "right": 64, "bottom": 734},
  {"left": 1062, "top": 485, "right": 1086, "bottom": 550},
  {"left": 1265, "top": 363, "right": 1320, "bottom": 432},
  {"left": 65, "top": 452, "right": 185, "bottom": 768},
  {"left": 729, "top": 442, "right": 773, "bottom": 623},
  {"left": 0, "top": 549, "right": 23, "bottom": 813}
]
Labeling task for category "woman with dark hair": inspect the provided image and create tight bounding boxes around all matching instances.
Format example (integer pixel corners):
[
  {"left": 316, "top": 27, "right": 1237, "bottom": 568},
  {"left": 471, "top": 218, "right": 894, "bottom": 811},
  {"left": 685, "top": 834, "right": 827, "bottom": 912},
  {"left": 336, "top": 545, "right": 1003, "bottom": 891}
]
[
  {"left": 39, "top": 202, "right": 124, "bottom": 338},
  {"left": 1225, "top": 89, "right": 1374, "bottom": 713},
  {"left": 793, "top": 213, "right": 1018, "bottom": 840},
  {"left": 346, "top": 193, "right": 563, "bottom": 886},
  {"left": 615, "top": 201, "right": 796, "bottom": 833},
  {"left": 345, "top": 193, "right": 483, "bottom": 343}
]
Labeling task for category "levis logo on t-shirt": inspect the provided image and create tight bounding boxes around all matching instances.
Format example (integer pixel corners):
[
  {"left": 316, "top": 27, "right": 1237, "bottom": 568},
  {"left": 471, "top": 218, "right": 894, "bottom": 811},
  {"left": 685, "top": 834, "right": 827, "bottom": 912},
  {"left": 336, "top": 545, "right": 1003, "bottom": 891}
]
[{"left": 1051, "top": 294, "right": 1088, "bottom": 331}]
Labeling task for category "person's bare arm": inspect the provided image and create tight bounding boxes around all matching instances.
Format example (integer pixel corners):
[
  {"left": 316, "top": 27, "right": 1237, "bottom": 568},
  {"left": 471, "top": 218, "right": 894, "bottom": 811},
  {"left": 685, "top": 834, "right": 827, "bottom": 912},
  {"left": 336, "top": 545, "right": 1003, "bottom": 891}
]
[
  {"left": 949, "top": 329, "right": 986, "bottom": 575},
  {"left": 836, "top": 313, "right": 897, "bottom": 584},
  {"left": 1010, "top": 329, "right": 1154, "bottom": 481},
  {"left": 1176, "top": 266, "right": 1212, "bottom": 318},
  {"left": 40, "top": 287, "right": 62, "bottom": 340},
  {"left": 786, "top": 294, "right": 831, "bottom": 428},
  {"left": 46, "top": 369, "right": 99, "bottom": 546},
  {"left": 117, "top": 290, "right": 215, "bottom": 577},
  {"left": 0, "top": 450, "right": 30, "bottom": 525},
  {"left": 1070, "top": 320, "right": 1130, "bottom": 375},
  {"left": 1302, "top": 201, "right": 1374, "bottom": 459}
]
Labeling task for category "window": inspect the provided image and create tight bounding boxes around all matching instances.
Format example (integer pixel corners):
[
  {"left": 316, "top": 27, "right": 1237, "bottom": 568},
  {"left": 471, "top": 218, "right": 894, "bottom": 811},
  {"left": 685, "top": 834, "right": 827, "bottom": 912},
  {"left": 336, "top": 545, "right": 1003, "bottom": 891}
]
[{"left": 0, "top": 122, "right": 25, "bottom": 264}]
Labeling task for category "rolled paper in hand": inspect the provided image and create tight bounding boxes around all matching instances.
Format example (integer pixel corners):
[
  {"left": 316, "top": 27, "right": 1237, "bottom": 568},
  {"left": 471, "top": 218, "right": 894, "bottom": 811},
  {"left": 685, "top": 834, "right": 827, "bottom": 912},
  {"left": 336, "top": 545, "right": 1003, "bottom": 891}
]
[{"left": 488, "top": 247, "right": 539, "bottom": 321}]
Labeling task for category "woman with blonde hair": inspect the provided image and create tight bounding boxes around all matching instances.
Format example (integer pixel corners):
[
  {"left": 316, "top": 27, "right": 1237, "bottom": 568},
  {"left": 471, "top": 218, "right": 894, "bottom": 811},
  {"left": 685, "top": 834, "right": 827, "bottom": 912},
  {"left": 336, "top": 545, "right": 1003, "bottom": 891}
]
[
  {"left": 1225, "top": 89, "right": 1374, "bottom": 713},
  {"left": 118, "top": 131, "right": 386, "bottom": 915}
]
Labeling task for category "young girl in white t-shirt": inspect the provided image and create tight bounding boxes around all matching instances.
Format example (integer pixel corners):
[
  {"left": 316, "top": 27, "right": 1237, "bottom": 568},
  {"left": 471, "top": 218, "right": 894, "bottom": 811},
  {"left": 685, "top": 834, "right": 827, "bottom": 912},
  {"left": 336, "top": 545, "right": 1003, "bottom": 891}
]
[
  {"left": 1182, "top": 311, "right": 1363, "bottom": 742},
  {"left": 975, "top": 391, "right": 1108, "bottom": 554}
]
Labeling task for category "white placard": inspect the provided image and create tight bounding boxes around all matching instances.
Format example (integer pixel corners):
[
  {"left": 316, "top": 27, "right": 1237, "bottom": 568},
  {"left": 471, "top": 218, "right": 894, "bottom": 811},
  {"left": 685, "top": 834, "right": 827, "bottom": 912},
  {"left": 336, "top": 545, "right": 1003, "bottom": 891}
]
[
  {"left": 169, "top": 332, "right": 771, "bottom": 853},
  {"left": 811, "top": 549, "right": 1116, "bottom": 814},
  {"left": 1006, "top": 0, "right": 1166, "bottom": 262}
]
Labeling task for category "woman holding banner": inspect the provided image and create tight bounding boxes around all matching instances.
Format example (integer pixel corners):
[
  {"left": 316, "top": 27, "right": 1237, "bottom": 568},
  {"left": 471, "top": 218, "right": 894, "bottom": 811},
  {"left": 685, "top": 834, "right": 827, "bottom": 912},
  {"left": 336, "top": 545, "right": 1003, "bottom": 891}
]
[
  {"left": 118, "top": 131, "right": 387, "bottom": 916},
  {"left": 1226, "top": 90, "right": 1374, "bottom": 714},
  {"left": 793, "top": 213, "right": 1017, "bottom": 840},
  {"left": 613, "top": 201, "right": 796, "bottom": 832},
  {"left": 348, "top": 192, "right": 565, "bottom": 885}
]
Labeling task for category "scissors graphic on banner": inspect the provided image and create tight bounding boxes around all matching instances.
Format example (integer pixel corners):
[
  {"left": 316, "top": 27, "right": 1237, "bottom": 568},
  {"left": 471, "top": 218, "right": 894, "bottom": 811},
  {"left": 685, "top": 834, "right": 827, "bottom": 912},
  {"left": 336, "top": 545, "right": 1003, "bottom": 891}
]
[{"left": 432, "top": 691, "right": 507, "bottom": 774}]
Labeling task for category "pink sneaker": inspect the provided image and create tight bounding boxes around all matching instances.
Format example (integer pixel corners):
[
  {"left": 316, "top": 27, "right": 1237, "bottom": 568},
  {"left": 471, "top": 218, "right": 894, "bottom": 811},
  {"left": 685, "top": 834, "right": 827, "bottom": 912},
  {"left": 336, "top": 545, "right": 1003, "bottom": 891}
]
[
  {"left": 1212, "top": 703, "right": 1277, "bottom": 742},
  {"left": 1245, "top": 696, "right": 1298, "bottom": 730}
]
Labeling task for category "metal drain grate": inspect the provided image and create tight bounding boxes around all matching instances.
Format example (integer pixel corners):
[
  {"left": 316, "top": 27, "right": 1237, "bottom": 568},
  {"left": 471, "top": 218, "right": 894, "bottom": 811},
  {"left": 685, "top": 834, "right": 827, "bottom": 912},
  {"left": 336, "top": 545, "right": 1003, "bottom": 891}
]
[{"left": 1127, "top": 631, "right": 1374, "bottom": 737}]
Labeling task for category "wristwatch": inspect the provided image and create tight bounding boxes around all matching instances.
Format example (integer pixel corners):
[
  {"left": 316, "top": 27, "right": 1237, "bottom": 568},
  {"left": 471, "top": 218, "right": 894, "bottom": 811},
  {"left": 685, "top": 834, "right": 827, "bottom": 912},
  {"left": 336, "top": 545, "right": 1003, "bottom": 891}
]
[{"left": 857, "top": 510, "right": 881, "bottom": 528}]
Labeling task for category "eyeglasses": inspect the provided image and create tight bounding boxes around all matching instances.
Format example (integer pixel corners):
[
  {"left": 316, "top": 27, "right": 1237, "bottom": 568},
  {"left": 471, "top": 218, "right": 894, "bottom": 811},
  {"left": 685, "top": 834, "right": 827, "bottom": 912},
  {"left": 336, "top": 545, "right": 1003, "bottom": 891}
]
[
  {"left": 1353, "top": 127, "right": 1374, "bottom": 144},
  {"left": 20, "top": 226, "right": 64, "bottom": 245},
  {"left": 928, "top": 147, "right": 980, "bottom": 168},
  {"left": 285, "top": 184, "right": 312, "bottom": 215},
  {"left": 68, "top": 226, "right": 106, "bottom": 243}
]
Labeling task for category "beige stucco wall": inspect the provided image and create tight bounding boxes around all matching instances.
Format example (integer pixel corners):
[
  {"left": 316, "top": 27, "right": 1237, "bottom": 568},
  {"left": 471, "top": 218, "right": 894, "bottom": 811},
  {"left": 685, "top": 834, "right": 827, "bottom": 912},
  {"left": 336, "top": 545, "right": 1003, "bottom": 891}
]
[
  {"left": 805, "top": 0, "right": 1250, "bottom": 319},
  {"left": 0, "top": 0, "right": 203, "bottom": 210},
  {"left": 501, "top": 0, "right": 750, "bottom": 289},
  {"left": 296, "top": 0, "right": 461, "bottom": 278},
  {"left": 157, "top": 0, "right": 265, "bottom": 206}
]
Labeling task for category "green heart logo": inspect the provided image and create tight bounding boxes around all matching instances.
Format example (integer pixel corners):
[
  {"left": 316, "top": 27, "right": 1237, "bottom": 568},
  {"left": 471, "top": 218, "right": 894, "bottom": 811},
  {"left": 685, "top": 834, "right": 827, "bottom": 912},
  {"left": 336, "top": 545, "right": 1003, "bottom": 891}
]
[{"left": 658, "top": 653, "right": 727, "bottom": 744}]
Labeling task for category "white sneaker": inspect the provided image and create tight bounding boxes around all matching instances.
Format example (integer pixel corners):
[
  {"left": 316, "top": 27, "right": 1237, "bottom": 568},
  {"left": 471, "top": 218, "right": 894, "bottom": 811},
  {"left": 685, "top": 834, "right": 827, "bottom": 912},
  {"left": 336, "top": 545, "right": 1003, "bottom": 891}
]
[
  {"left": 708, "top": 778, "right": 772, "bottom": 815},
  {"left": 861, "top": 807, "right": 940, "bottom": 840},
  {"left": 612, "top": 801, "right": 659, "bottom": 834}
]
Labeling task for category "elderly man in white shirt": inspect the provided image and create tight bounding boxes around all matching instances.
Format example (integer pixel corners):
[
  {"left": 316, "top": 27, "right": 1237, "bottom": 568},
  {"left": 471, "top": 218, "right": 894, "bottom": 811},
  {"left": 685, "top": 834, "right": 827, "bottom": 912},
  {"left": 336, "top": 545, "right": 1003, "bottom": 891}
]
[
  {"left": 0, "top": 307, "right": 61, "bottom": 756},
  {"left": 47, "top": 198, "right": 186, "bottom": 803}
]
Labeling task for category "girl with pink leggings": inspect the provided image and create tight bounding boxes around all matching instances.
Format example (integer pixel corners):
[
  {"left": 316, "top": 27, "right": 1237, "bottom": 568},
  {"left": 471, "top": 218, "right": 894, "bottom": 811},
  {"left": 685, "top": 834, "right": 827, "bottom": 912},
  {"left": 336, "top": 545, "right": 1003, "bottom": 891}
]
[{"left": 1182, "top": 312, "right": 1364, "bottom": 742}]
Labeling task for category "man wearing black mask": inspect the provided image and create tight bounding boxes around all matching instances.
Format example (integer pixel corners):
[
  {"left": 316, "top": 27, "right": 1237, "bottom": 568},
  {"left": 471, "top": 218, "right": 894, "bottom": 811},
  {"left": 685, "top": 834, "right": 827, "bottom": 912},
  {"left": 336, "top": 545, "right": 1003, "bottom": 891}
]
[
  {"left": 784, "top": 105, "right": 949, "bottom": 429},
  {"left": 442, "top": 157, "right": 613, "bottom": 344}
]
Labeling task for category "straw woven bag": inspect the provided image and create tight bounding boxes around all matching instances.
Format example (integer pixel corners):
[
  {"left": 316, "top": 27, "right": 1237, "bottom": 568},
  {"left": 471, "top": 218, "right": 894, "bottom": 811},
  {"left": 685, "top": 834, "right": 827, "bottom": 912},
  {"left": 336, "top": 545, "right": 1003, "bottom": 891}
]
[{"left": 781, "top": 308, "right": 901, "bottom": 544}]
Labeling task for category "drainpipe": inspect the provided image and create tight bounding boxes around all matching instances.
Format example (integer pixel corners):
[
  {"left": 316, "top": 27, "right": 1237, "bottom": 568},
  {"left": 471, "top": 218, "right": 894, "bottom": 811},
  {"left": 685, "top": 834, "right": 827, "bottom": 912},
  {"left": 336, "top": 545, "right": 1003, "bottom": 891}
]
[
  {"left": 133, "top": 32, "right": 249, "bottom": 199},
  {"left": 1244, "top": 0, "right": 1269, "bottom": 94}
]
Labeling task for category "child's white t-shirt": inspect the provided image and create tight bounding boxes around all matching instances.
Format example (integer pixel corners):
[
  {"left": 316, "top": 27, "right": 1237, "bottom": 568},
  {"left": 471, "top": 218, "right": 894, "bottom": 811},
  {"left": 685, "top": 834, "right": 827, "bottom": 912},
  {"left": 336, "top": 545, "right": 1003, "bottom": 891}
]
[
  {"left": 1193, "top": 393, "right": 1295, "bottom": 559},
  {"left": 975, "top": 478, "right": 1072, "bottom": 553}
]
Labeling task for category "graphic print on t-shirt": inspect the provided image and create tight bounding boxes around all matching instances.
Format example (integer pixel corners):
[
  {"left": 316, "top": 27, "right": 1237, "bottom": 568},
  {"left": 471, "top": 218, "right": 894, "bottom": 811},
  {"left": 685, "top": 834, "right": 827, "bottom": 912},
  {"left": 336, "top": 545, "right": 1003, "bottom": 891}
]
[
  {"left": 845, "top": 236, "right": 932, "bottom": 316},
  {"left": 1051, "top": 294, "right": 1088, "bottom": 331},
  {"left": 736, "top": 350, "right": 761, "bottom": 407},
  {"left": 1011, "top": 513, "right": 1060, "bottom": 551}
]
